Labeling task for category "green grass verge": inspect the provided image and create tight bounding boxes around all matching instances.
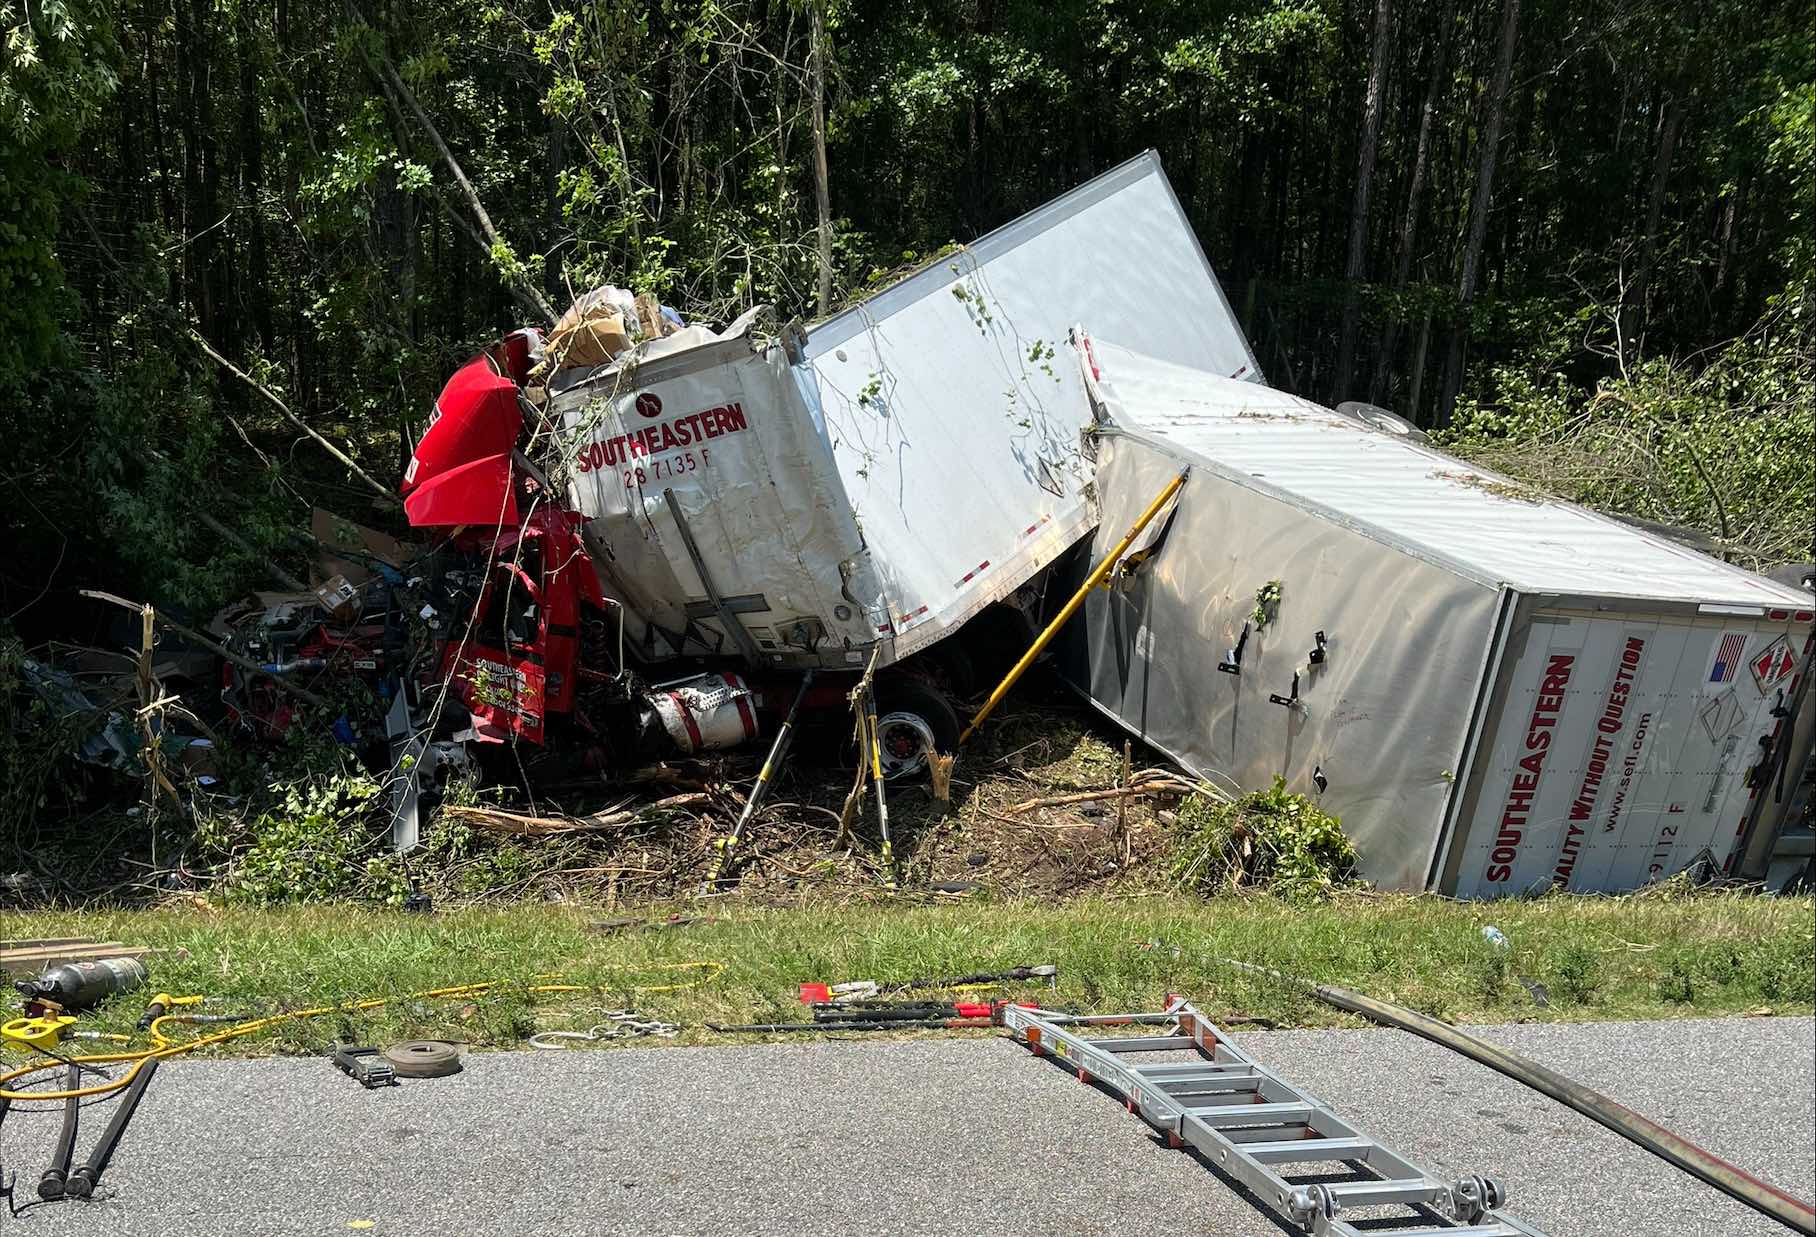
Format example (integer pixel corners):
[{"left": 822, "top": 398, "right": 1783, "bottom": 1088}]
[{"left": 3, "top": 892, "right": 1811, "bottom": 1060}]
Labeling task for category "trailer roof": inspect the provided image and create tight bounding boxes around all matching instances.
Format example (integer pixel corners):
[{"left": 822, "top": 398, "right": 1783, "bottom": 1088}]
[{"left": 1089, "top": 340, "right": 1812, "bottom": 608}]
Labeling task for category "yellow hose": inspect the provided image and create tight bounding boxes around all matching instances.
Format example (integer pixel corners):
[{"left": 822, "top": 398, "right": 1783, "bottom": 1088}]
[{"left": 0, "top": 961, "right": 722, "bottom": 1102}]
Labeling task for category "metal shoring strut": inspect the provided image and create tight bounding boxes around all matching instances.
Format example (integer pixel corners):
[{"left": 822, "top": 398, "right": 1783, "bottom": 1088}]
[
  {"left": 959, "top": 469, "right": 1188, "bottom": 745},
  {"left": 862, "top": 681, "right": 896, "bottom": 883},
  {"left": 1000, "top": 997, "right": 1547, "bottom": 1237},
  {"left": 37, "top": 1063, "right": 81, "bottom": 1200},
  {"left": 699, "top": 670, "right": 815, "bottom": 893}
]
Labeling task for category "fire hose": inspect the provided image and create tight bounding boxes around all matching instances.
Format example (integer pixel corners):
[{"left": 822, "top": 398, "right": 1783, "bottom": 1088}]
[{"left": 1222, "top": 959, "right": 1816, "bottom": 1235}]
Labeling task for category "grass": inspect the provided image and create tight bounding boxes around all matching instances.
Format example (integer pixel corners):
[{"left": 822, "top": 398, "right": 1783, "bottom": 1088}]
[{"left": 3, "top": 890, "right": 1810, "bottom": 1062}]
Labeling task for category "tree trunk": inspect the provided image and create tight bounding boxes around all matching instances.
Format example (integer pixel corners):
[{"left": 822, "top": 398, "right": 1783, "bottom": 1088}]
[
  {"left": 1712, "top": 184, "right": 1739, "bottom": 300},
  {"left": 809, "top": 0, "right": 833, "bottom": 315},
  {"left": 1334, "top": 0, "right": 1393, "bottom": 403},
  {"left": 239, "top": 17, "right": 273, "bottom": 352},
  {"left": 1407, "top": 311, "right": 1432, "bottom": 423},
  {"left": 1623, "top": 98, "right": 1683, "bottom": 344},
  {"left": 343, "top": 0, "right": 556, "bottom": 323},
  {"left": 1371, "top": 10, "right": 1450, "bottom": 404},
  {"left": 1437, "top": 0, "right": 1521, "bottom": 426}
]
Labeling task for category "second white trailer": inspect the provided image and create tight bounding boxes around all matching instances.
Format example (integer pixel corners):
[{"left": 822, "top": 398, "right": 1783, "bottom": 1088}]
[{"left": 1063, "top": 337, "right": 1815, "bottom": 895}]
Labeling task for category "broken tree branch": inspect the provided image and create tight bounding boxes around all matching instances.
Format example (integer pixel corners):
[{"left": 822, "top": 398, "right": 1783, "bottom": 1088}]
[
  {"left": 1003, "top": 777, "right": 1195, "bottom": 816},
  {"left": 188, "top": 332, "right": 399, "bottom": 507},
  {"left": 82, "top": 590, "right": 333, "bottom": 711},
  {"left": 444, "top": 792, "right": 716, "bottom": 837},
  {"left": 344, "top": 0, "right": 557, "bottom": 323}
]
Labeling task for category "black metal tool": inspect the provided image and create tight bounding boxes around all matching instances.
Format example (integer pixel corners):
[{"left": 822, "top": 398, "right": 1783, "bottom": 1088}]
[
  {"left": 904, "top": 964, "right": 1057, "bottom": 990},
  {"left": 332, "top": 1044, "right": 399, "bottom": 1089},
  {"left": 1217, "top": 622, "right": 1250, "bottom": 675},
  {"left": 709, "top": 1016, "right": 997, "bottom": 1034},
  {"left": 37, "top": 1063, "right": 81, "bottom": 1200},
  {"left": 64, "top": 1057, "right": 160, "bottom": 1199}
]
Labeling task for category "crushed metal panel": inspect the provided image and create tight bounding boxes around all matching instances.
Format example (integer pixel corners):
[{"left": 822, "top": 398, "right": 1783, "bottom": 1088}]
[
  {"left": 1062, "top": 430, "right": 1501, "bottom": 892},
  {"left": 806, "top": 151, "right": 1260, "bottom": 380},
  {"left": 557, "top": 155, "right": 1264, "bottom": 673}
]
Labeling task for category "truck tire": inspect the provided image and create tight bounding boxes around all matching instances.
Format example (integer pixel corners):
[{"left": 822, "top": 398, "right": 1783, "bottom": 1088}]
[{"left": 873, "top": 679, "right": 961, "bottom": 779}]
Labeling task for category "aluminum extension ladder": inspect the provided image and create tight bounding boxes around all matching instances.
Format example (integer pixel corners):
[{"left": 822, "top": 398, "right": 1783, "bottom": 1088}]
[{"left": 1001, "top": 997, "right": 1548, "bottom": 1236}]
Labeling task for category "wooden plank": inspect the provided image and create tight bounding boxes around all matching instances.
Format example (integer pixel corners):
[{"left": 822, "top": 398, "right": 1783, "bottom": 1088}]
[
  {"left": 0, "top": 938, "right": 99, "bottom": 951},
  {"left": 0, "top": 941, "right": 126, "bottom": 961},
  {"left": 0, "top": 942, "right": 136, "bottom": 975}
]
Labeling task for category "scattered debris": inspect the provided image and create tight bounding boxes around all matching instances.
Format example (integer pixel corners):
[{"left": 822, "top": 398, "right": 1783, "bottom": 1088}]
[
  {"left": 1003, "top": 768, "right": 1197, "bottom": 815},
  {"left": 442, "top": 794, "right": 720, "bottom": 838},
  {"left": 528, "top": 1012, "right": 681, "bottom": 1047},
  {"left": 589, "top": 915, "right": 708, "bottom": 935},
  {"left": 798, "top": 964, "right": 1057, "bottom": 1005},
  {"left": 1, "top": 939, "right": 168, "bottom": 979}
]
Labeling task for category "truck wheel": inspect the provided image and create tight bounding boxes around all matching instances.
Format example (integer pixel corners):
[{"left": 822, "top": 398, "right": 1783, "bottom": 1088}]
[{"left": 873, "top": 680, "right": 961, "bottom": 779}]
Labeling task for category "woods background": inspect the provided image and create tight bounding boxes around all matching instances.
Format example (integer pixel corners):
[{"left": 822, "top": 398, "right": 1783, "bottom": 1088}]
[{"left": 3, "top": 0, "right": 1813, "bottom": 629}]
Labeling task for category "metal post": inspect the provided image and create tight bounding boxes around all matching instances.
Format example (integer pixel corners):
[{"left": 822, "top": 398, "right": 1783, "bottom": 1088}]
[
  {"left": 700, "top": 671, "right": 815, "bottom": 892},
  {"left": 960, "top": 470, "right": 1187, "bottom": 744},
  {"left": 64, "top": 1055, "right": 161, "bottom": 1198},
  {"left": 661, "top": 489, "right": 766, "bottom": 665},
  {"left": 38, "top": 1063, "right": 81, "bottom": 1200}
]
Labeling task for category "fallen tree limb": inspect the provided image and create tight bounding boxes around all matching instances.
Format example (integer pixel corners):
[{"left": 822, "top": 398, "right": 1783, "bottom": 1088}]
[
  {"left": 189, "top": 332, "right": 399, "bottom": 507},
  {"left": 82, "top": 590, "right": 332, "bottom": 711},
  {"left": 1003, "top": 777, "right": 1196, "bottom": 816},
  {"left": 345, "top": 0, "right": 556, "bottom": 323},
  {"left": 444, "top": 792, "right": 716, "bottom": 837}
]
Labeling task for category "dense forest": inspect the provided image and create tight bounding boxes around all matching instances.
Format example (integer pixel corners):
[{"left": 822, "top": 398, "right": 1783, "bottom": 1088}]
[{"left": 3, "top": 0, "right": 1813, "bottom": 626}]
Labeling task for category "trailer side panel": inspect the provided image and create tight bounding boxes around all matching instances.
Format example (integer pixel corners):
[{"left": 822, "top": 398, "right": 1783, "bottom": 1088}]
[
  {"left": 1064, "top": 430, "right": 1502, "bottom": 891},
  {"left": 1447, "top": 608, "right": 1813, "bottom": 896},
  {"left": 803, "top": 152, "right": 1257, "bottom": 660}
]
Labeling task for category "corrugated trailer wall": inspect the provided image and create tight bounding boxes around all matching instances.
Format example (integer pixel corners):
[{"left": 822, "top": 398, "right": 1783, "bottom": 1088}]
[
  {"left": 1440, "top": 608, "right": 1815, "bottom": 896},
  {"left": 1063, "top": 431, "right": 1504, "bottom": 891}
]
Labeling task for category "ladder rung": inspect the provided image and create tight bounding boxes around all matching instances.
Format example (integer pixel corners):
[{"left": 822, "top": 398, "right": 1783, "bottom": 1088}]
[
  {"left": 1125, "top": 1062, "right": 1259, "bottom": 1081},
  {"left": 1321, "top": 1177, "right": 1440, "bottom": 1207},
  {"left": 1093, "top": 1035, "right": 1197, "bottom": 1052},
  {"left": 1241, "top": 1136, "right": 1376, "bottom": 1164},
  {"left": 1157, "top": 1080, "right": 1264, "bottom": 1100},
  {"left": 1186, "top": 1101, "right": 1313, "bottom": 1127}
]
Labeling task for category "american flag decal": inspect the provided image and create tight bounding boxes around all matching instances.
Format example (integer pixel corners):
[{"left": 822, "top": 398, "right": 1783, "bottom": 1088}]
[{"left": 1709, "top": 632, "right": 1746, "bottom": 683}]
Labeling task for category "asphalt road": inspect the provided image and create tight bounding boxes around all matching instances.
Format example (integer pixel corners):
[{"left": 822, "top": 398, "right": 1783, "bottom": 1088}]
[{"left": 1, "top": 1016, "right": 1808, "bottom": 1236}]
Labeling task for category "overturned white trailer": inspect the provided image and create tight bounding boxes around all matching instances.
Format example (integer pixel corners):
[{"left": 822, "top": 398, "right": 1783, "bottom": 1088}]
[
  {"left": 1063, "top": 338, "right": 1815, "bottom": 895},
  {"left": 549, "top": 152, "right": 1256, "bottom": 673}
]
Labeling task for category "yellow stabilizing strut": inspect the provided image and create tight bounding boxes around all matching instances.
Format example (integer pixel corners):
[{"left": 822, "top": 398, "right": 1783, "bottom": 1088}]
[
  {"left": 862, "top": 683, "right": 895, "bottom": 879},
  {"left": 959, "top": 469, "right": 1189, "bottom": 745}
]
